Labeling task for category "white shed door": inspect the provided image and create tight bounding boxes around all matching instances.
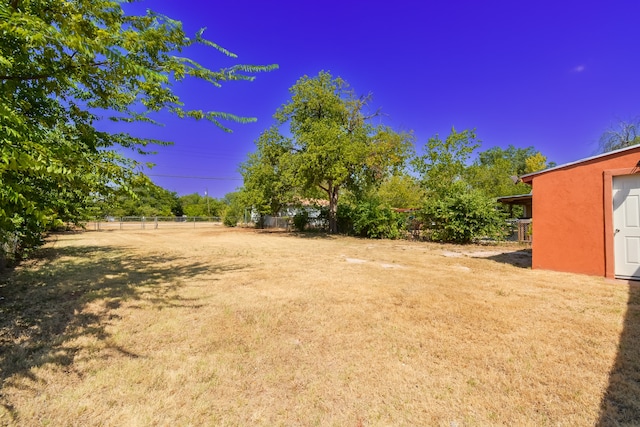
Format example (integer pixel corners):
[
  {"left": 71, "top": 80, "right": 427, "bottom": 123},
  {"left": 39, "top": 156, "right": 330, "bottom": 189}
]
[{"left": 613, "top": 174, "right": 640, "bottom": 279}]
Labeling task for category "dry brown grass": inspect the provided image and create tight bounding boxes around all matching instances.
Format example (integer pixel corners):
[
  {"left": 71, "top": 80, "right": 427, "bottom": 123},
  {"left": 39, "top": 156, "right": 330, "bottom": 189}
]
[{"left": 0, "top": 227, "right": 638, "bottom": 426}]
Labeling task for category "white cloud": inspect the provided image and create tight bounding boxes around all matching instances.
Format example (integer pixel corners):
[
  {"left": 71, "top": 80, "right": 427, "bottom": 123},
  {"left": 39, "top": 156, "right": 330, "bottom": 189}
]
[{"left": 572, "top": 65, "right": 586, "bottom": 73}]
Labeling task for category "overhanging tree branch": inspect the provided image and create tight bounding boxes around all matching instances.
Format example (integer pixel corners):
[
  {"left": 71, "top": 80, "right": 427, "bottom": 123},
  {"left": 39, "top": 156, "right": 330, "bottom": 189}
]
[
  {"left": 0, "top": 61, "right": 110, "bottom": 81},
  {"left": 0, "top": 0, "right": 276, "bottom": 262}
]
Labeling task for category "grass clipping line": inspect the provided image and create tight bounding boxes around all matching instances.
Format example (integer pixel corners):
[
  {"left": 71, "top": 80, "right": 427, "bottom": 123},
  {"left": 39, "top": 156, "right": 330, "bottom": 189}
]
[{"left": 0, "top": 228, "right": 636, "bottom": 426}]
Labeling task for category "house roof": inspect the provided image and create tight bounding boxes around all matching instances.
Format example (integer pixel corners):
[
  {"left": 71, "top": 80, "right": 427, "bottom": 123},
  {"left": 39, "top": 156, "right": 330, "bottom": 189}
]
[
  {"left": 520, "top": 144, "right": 640, "bottom": 183},
  {"left": 292, "top": 198, "right": 330, "bottom": 207}
]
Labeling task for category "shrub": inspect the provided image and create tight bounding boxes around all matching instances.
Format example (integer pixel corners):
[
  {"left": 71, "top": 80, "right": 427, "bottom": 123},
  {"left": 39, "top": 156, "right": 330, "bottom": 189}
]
[
  {"left": 352, "top": 200, "right": 402, "bottom": 239},
  {"left": 335, "top": 204, "right": 354, "bottom": 235},
  {"left": 421, "top": 189, "right": 506, "bottom": 243},
  {"left": 223, "top": 212, "right": 239, "bottom": 227},
  {"left": 333, "top": 199, "right": 403, "bottom": 239},
  {"left": 0, "top": 215, "right": 50, "bottom": 267},
  {"left": 292, "top": 210, "right": 309, "bottom": 232},
  {"left": 254, "top": 215, "right": 267, "bottom": 229}
]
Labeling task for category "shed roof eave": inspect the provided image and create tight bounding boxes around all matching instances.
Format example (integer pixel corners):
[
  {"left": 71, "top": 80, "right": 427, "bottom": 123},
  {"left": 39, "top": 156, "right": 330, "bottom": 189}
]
[{"left": 520, "top": 144, "right": 640, "bottom": 183}]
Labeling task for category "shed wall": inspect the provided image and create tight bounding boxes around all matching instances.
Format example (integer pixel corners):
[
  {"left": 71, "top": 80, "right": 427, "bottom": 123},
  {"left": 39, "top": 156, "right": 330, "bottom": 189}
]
[{"left": 529, "top": 150, "right": 640, "bottom": 276}]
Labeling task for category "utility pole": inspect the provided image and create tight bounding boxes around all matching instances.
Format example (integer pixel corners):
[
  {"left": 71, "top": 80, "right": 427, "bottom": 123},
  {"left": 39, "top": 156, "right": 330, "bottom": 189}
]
[{"left": 205, "top": 188, "right": 210, "bottom": 217}]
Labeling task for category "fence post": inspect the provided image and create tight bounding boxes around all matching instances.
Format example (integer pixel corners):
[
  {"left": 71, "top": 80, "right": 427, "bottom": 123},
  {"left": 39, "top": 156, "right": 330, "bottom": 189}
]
[
  {"left": 142, "top": 217, "right": 145, "bottom": 229},
  {"left": 155, "top": 217, "right": 158, "bottom": 229}
]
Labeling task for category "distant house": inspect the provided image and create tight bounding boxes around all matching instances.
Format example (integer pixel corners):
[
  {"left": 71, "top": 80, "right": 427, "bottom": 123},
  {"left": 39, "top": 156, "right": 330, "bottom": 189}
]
[
  {"left": 251, "top": 199, "right": 329, "bottom": 229},
  {"left": 519, "top": 145, "right": 640, "bottom": 279},
  {"left": 279, "top": 199, "right": 328, "bottom": 218}
]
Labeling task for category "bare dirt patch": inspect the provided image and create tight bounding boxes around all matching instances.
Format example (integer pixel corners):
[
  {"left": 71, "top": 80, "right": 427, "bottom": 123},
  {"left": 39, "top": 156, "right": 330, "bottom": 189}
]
[{"left": 0, "top": 228, "right": 634, "bottom": 425}]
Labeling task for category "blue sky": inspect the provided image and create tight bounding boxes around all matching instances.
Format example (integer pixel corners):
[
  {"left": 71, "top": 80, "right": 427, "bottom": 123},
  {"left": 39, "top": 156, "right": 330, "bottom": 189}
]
[{"left": 113, "top": 1, "right": 640, "bottom": 198}]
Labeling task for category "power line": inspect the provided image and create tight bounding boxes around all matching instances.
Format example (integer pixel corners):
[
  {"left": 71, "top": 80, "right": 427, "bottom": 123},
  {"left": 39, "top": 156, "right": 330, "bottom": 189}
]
[{"left": 147, "top": 174, "right": 242, "bottom": 181}]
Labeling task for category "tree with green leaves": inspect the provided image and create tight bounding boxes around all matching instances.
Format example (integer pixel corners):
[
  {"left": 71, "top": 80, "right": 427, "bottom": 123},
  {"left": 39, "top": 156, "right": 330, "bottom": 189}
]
[
  {"left": 239, "top": 127, "right": 297, "bottom": 219},
  {"left": 243, "top": 71, "right": 413, "bottom": 234},
  {"left": 93, "top": 179, "right": 183, "bottom": 218},
  {"left": 412, "top": 127, "right": 479, "bottom": 198},
  {"left": 524, "top": 152, "right": 550, "bottom": 174},
  {"left": 413, "top": 128, "right": 506, "bottom": 243},
  {"left": 221, "top": 191, "right": 244, "bottom": 227},
  {"left": 376, "top": 174, "right": 424, "bottom": 209},
  {"left": 465, "top": 145, "right": 549, "bottom": 198},
  {"left": 179, "top": 193, "right": 225, "bottom": 218},
  {"left": 0, "top": 1, "right": 275, "bottom": 262}
]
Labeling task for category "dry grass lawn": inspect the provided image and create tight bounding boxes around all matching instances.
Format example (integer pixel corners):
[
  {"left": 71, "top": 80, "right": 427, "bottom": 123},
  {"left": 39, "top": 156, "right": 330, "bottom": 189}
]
[{"left": 1, "top": 227, "right": 639, "bottom": 426}]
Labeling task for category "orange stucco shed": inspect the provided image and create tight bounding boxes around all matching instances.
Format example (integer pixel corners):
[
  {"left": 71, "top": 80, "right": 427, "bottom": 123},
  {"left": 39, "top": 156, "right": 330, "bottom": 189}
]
[{"left": 520, "top": 145, "right": 640, "bottom": 279}]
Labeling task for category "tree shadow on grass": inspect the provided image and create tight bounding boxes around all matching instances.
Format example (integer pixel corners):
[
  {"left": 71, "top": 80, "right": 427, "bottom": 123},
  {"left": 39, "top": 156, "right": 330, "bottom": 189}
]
[
  {"left": 598, "top": 282, "right": 640, "bottom": 425},
  {"left": 486, "top": 249, "right": 532, "bottom": 269},
  {"left": 0, "top": 243, "right": 247, "bottom": 421},
  {"left": 254, "top": 229, "right": 335, "bottom": 239},
  {"left": 289, "top": 231, "right": 335, "bottom": 239}
]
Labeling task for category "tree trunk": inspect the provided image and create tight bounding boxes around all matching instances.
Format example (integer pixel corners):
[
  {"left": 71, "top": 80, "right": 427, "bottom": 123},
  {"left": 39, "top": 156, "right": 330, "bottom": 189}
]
[{"left": 328, "top": 183, "right": 339, "bottom": 234}]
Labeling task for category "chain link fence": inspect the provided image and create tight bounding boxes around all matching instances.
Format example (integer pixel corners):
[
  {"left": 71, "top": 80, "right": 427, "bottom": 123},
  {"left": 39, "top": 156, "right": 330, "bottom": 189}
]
[{"left": 86, "top": 216, "right": 222, "bottom": 230}]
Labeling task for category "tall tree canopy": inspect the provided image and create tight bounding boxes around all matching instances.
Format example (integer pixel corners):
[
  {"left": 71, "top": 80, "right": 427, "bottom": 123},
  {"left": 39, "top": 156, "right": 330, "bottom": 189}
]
[
  {"left": 239, "top": 127, "right": 296, "bottom": 217},
  {"left": 466, "top": 145, "right": 550, "bottom": 198},
  {"left": 0, "top": 0, "right": 275, "bottom": 261},
  {"left": 412, "top": 127, "right": 479, "bottom": 198},
  {"left": 241, "top": 71, "right": 413, "bottom": 233},
  {"left": 376, "top": 174, "right": 424, "bottom": 209},
  {"left": 412, "top": 129, "right": 511, "bottom": 243}
]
